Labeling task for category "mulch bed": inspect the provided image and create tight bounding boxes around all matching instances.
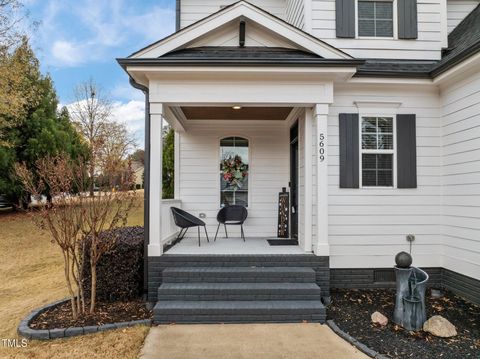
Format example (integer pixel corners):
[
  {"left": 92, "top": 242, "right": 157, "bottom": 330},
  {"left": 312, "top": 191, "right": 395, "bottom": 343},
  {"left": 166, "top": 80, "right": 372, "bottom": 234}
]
[
  {"left": 328, "top": 289, "right": 480, "bottom": 359},
  {"left": 30, "top": 299, "right": 152, "bottom": 330}
]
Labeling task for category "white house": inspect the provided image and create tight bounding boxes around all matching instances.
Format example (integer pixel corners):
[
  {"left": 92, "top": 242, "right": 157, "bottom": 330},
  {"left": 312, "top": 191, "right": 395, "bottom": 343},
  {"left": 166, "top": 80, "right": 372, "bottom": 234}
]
[{"left": 118, "top": 0, "right": 480, "bottom": 323}]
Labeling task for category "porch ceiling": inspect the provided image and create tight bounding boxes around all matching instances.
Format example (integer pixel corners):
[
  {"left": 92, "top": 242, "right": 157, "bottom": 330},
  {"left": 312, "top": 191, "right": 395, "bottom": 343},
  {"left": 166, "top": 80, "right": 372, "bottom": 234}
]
[{"left": 181, "top": 106, "right": 293, "bottom": 121}]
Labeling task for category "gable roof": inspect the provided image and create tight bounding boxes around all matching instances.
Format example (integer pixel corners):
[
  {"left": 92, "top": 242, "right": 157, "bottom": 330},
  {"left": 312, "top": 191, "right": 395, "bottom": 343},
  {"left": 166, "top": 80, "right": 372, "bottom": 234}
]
[
  {"left": 431, "top": 3, "right": 480, "bottom": 77},
  {"left": 120, "top": 1, "right": 480, "bottom": 80},
  {"left": 127, "top": 1, "right": 352, "bottom": 60}
]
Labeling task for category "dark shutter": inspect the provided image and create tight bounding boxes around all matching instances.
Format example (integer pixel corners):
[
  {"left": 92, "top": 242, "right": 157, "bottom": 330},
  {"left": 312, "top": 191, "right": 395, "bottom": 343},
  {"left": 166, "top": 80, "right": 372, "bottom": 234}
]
[
  {"left": 398, "top": 0, "right": 418, "bottom": 39},
  {"left": 339, "top": 113, "right": 359, "bottom": 188},
  {"left": 336, "top": 0, "right": 355, "bottom": 38},
  {"left": 396, "top": 114, "right": 417, "bottom": 188}
]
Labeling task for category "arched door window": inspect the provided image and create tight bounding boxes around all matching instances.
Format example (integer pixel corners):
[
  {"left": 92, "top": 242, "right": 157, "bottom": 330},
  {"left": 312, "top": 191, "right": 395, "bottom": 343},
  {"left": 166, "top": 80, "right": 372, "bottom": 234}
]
[{"left": 220, "top": 137, "right": 249, "bottom": 207}]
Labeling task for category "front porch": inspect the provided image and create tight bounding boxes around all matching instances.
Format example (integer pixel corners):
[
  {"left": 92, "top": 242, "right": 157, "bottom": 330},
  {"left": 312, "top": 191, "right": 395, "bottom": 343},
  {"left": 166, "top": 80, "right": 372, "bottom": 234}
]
[
  {"left": 165, "top": 236, "right": 306, "bottom": 255},
  {"left": 149, "top": 98, "right": 334, "bottom": 258}
]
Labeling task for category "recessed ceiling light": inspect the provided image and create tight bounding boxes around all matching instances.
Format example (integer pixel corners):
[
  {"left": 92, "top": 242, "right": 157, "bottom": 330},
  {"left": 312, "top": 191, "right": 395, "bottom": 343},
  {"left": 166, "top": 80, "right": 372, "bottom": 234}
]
[{"left": 232, "top": 106, "right": 242, "bottom": 110}]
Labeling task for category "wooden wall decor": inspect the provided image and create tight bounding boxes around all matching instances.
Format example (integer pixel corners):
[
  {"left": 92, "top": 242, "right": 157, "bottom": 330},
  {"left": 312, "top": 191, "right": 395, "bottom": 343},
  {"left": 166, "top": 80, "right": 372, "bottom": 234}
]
[{"left": 277, "top": 188, "right": 290, "bottom": 238}]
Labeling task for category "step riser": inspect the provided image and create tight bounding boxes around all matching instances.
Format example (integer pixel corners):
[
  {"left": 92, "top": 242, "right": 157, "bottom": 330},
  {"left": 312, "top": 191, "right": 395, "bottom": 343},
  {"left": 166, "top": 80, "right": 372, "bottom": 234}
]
[
  {"left": 163, "top": 276, "right": 315, "bottom": 283},
  {"left": 162, "top": 267, "right": 316, "bottom": 284},
  {"left": 154, "top": 308, "right": 323, "bottom": 315},
  {"left": 158, "top": 294, "right": 321, "bottom": 301},
  {"left": 154, "top": 315, "right": 326, "bottom": 324}
]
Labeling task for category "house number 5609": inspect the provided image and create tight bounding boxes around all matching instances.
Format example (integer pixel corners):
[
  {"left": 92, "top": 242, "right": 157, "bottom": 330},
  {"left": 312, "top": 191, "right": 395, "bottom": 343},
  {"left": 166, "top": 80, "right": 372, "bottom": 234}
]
[{"left": 319, "top": 133, "right": 325, "bottom": 162}]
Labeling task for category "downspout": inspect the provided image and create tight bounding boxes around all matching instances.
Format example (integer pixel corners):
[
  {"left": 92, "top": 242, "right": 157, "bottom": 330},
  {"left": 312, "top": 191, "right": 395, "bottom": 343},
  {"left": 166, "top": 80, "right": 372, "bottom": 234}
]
[
  {"left": 176, "top": 0, "right": 181, "bottom": 31},
  {"left": 129, "top": 77, "right": 150, "bottom": 299}
]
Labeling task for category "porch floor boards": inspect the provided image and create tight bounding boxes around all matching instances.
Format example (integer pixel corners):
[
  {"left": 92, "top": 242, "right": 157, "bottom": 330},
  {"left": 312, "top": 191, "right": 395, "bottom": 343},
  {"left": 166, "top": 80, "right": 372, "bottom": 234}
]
[{"left": 166, "top": 236, "right": 306, "bottom": 255}]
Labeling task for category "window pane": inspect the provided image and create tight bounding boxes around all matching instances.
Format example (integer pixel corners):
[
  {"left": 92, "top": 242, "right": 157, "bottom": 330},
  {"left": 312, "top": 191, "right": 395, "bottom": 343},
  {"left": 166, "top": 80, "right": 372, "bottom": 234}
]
[
  {"left": 378, "top": 134, "right": 393, "bottom": 149},
  {"left": 362, "top": 154, "right": 377, "bottom": 169},
  {"left": 362, "top": 170, "right": 377, "bottom": 186},
  {"left": 221, "top": 191, "right": 234, "bottom": 207},
  {"left": 378, "top": 170, "right": 393, "bottom": 186},
  {"left": 362, "top": 134, "right": 377, "bottom": 149},
  {"left": 376, "top": 20, "right": 393, "bottom": 37},
  {"left": 359, "top": 20, "right": 375, "bottom": 37},
  {"left": 362, "top": 154, "right": 393, "bottom": 187},
  {"left": 377, "top": 154, "right": 393, "bottom": 169},
  {"left": 358, "top": 1, "right": 375, "bottom": 18},
  {"left": 377, "top": 117, "right": 393, "bottom": 133},
  {"left": 362, "top": 117, "right": 377, "bottom": 133},
  {"left": 235, "top": 191, "right": 248, "bottom": 207},
  {"left": 376, "top": 2, "right": 393, "bottom": 19},
  {"left": 358, "top": 1, "right": 393, "bottom": 37},
  {"left": 220, "top": 136, "right": 249, "bottom": 207}
]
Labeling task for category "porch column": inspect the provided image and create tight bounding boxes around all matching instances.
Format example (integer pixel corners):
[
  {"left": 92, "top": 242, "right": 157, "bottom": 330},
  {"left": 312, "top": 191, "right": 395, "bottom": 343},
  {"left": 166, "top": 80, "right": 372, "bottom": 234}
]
[
  {"left": 174, "top": 131, "right": 180, "bottom": 199},
  {"left": 314, "top": 104, "right": 330, "bottom": 256},
  {"left": 149, "top": 103, "right": 164, "bottom": 256},
  {"left": 304, "top": 108, "right": 313, "bottom": 253}
]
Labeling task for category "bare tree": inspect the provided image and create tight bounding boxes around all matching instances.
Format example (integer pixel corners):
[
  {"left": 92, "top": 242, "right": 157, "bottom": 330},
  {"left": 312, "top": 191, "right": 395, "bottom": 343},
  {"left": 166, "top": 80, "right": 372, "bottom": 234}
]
[
  {"left": 0, "top": 0, "right": 32, "bottom": 49},
  {"left": 70, "top": 79, "right": 112, "bottom": 196},
  {"left": 15, "top": 156, "right": 86, "bottom": 318},
  {"left": 99, "top": 121, "right": 137, "bottom": 186},
  {"left": 16, "top": 153, "right": 138, "bottom": 316}
]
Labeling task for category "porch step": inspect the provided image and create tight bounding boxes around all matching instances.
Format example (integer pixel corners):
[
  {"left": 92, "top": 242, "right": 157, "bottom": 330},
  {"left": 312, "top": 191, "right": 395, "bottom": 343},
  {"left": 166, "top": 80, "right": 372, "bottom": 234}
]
[
  {"left": 162, "top": 267, "right": 316, "bottom": 283},
  {"left": 158, "top": 282, "right": 321, "bottom": 301},
  {"left": 153, "top": 300, "right": 326, "bottom": 324},
  {"left": 155, "top": 265, "right": 325, "bottom": 324}
]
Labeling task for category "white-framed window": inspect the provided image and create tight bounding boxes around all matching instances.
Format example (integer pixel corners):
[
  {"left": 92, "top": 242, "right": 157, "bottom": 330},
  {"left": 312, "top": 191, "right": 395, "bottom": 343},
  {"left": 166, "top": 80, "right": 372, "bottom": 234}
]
[
  {"left": 360, "top": 116, "right": 395, "bottom": 187},
  {"left": 357, "top": 0, "right": 394, "bottom": 38},
  {"left": 219, "top": 137, "right": 249, "bottom": 207}
]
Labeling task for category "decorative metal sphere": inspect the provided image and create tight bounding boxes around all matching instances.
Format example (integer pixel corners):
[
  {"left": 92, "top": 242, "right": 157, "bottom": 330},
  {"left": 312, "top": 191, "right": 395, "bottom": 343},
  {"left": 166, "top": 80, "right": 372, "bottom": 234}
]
[{"left": 395, "top": 251, "right": 412, "bottom": 268}]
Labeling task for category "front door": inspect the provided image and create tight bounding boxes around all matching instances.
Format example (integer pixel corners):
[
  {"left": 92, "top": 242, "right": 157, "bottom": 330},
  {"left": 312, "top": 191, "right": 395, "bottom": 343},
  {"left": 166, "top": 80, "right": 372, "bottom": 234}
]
[{"left": 290, "top": 121, "right": 299, "bottom": 239}]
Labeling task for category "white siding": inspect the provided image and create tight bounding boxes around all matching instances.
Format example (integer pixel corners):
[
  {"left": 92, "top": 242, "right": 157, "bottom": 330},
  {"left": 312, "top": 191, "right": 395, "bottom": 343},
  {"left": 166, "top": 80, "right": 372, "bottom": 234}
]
[
  {"left": 328, "top": 84, "right": 443, "bottom": 268},
  {"left": 286, "top": 0, "right": 305, "bottom": 28},
  {"left": 310, "top": 0, "right": 444, "bottom": 60},
  {"left": 440, "top": 69, "right": 480, "bottom": 280},
  {"left": 447, "top": 0, "right": 479, "bottom": 33},
  {"left": 180, "top": 0, "right": 287, "bottom": 28},
  {"left": 178, "top": 121, "right": 290, "bottom": 238}
]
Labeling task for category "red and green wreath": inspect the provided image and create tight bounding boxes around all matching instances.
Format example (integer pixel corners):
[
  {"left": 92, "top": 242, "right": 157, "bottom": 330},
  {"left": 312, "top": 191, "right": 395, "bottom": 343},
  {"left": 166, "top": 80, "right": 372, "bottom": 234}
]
[{"left": 221, "top": 155, "right": 248, "bottom": 190}]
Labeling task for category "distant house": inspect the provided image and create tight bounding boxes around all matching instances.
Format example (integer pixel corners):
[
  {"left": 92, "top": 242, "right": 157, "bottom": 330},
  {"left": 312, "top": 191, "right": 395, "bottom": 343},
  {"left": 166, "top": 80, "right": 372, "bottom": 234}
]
[
  {"left": 118, "top": 0, "right": 480, "bottom": 323},
  {"left": 132, "top": 161, "right": 144, "bottom": 189}
]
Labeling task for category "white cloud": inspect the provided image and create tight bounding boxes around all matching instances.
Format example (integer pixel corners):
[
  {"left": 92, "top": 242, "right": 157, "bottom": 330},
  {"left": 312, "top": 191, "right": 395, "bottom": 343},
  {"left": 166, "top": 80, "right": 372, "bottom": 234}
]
[
  {"left": 51, "top": 40, "right": 86, "bottom": 66},
  {"left": 111, "top": 100, "right": 145, "bottom": 133},
  {"left": 37, "top": 0, "right": 175, "bottom": 67}
]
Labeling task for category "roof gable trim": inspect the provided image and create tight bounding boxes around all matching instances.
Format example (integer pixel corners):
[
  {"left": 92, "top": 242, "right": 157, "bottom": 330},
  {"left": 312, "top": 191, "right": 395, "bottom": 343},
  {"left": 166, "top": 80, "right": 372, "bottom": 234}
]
[{"left": 129, "top": 1, "right": 352, "bottom": 60}]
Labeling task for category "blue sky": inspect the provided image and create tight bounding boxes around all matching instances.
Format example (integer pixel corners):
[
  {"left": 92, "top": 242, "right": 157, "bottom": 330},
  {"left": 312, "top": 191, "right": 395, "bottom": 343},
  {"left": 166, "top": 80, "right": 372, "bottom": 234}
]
[{"left": 27, "top": 0, "right": 177, "bottom": 148}]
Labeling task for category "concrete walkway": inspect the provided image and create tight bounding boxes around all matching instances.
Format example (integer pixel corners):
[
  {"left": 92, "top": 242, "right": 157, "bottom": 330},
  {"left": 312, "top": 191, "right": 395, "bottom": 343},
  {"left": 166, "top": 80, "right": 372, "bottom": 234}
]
[{"left": 139, "top": 323, "right": 370, "bottom": 359}]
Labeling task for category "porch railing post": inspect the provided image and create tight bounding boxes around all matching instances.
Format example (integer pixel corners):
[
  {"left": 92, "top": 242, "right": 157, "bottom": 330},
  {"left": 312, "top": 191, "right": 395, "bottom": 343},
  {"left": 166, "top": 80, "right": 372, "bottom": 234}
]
[
  {"left": 149, "top": 103, "right": 164, "bottom": 256},
  {"left": 314, "top": 104, "right": 330, "bottom": 256}
]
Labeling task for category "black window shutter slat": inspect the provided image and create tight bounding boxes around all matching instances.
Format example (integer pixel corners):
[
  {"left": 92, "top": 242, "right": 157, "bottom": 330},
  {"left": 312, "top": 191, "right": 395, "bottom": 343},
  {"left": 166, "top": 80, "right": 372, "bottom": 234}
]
[
  {"left": 397, "top": 114, "right": 417, "bottom": 188},
  {"left": 398, "top": 0, "right": 418, "bottom": 39},
  {"left": 339, "top": 113, "right": 359, "bottom": 188},
  {"left": 336, "top": 0, "right": 355, "bottom": 38}
]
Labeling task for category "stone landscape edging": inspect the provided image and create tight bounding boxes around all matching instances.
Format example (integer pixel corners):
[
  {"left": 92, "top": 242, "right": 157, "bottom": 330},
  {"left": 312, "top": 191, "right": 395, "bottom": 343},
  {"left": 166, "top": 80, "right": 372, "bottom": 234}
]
[
  {"left": 17, "top": 298, "right": 152, "bottom": 340},
  {"left": 327, "top": 320, "right": 390, "bottom": 359}
]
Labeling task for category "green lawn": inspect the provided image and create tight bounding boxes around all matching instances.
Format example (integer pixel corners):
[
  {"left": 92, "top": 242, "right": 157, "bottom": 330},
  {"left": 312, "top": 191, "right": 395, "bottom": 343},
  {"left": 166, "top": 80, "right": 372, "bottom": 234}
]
[{"left": 0, "top": 196, "right": 149, "bottom": 359}]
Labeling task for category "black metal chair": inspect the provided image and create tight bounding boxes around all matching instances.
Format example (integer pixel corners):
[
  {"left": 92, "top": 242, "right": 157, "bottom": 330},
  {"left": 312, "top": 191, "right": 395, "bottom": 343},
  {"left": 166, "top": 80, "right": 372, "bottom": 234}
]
[
  {"left": 214, "top": 205, "right": 248, "bottom": 242},
  {"left": 170, "top": 207, "right": 209, "bottom": 247}
]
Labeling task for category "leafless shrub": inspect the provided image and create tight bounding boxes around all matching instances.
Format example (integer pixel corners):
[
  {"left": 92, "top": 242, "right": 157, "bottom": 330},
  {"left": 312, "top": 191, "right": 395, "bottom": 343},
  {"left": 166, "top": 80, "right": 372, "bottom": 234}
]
[{"left": 16, "top": 153, "right": 138, "bottom": 316}]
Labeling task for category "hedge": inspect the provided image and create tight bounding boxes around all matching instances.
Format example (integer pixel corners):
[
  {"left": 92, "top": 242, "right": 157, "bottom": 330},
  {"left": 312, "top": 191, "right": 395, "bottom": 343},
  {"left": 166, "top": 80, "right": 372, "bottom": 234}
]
[{"left": 82, "top": 226, "right": 144, "bottom": 302}]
